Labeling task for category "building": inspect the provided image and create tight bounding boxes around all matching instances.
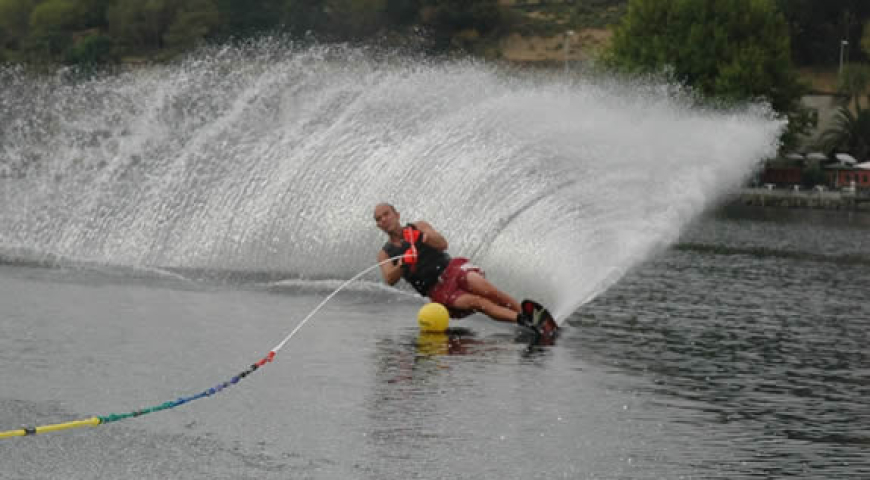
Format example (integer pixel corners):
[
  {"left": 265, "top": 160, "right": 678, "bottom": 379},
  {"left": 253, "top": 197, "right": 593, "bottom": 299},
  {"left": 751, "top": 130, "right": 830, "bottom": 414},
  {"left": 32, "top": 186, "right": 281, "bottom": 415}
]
[
  {"left": 827, "top": 163, "right": 870, "bottom": 189},
  {"left": 761, "top": 164, "right": 803, "bottom": 185}
]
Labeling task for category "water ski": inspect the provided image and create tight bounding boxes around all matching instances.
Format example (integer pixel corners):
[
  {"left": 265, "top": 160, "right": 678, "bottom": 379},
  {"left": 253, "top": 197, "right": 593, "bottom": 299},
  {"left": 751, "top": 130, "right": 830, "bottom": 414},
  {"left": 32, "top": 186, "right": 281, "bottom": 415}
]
[{"left": 520, "top": 299, "right": 559, "bottom": 345}]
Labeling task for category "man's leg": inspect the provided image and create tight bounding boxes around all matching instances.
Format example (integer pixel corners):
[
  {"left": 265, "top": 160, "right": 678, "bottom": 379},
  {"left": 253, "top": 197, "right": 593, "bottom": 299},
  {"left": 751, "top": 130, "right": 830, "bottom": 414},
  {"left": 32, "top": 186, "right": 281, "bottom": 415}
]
[
  {"left": 450, "top": 293, "right": 519, "bottom": 323},
  {"left": 463, "top": 272, "right": 521, "bottom": 313}
]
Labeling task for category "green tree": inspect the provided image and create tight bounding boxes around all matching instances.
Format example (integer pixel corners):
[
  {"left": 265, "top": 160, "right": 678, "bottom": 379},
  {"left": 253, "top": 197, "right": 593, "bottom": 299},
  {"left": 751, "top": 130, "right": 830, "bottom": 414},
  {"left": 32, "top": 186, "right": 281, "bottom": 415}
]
[
  {"left": 777, "top": 0, "right": 870, "bottom": 66},
  {"left": 107, "top": 0, "right": 219, "bottom": 57},
  {"left": 0, "top": 0, "right": 35, "bottom": 57},
  {"left": 838, "top": 63, "right": 870, "bottom": 111},
  {"left": 73, "top": 0, "right": 114, "bottom": 30},
  {"left": 324, "top": 0, "right": 389, "bottom": 39},
  {"left": 29, "top": 0, "right": 80, "bottom": 33},
  {"left": 284, "top": 0, "right": 328, "bottom": 36},
  {"left": 65, "top": 33, "right": 116, "bottom": 64},
  {"left": 801, "top": 163, "right": 827, "bottom": 187},
  {"left": 819, "top": 61, "right": 870, "bottom": 161},
  {"left": 27, "top": 0, "right": 81, "bottom": 61},
  {"left": 862, "top": 19, "right": 870, "bottom": 57},
  {"left": 608, "top": 0, "right": 813, "bottom": 150},
  {"left": 107, "top": 0, "right": 174, "bottom": 54},
  {"left": 213, "top": 0, "right": 285, "bottom": 37},
  {"left": 385, "top": 0, "right": 418, "bottom": 26},
  {"left": 163, "top": 0, "right": 219, "bottom": 52},
  {"left": 818, "top": 106, "right": 870, "bottom": 161}
]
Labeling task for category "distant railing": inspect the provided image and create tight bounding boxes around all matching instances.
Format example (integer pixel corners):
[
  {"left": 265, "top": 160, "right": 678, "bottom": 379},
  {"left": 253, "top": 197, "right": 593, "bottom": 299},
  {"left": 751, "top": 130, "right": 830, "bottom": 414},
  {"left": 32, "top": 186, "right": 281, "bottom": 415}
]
[{"left": 732, "top": 186, "right": 869, "bottom": 210}]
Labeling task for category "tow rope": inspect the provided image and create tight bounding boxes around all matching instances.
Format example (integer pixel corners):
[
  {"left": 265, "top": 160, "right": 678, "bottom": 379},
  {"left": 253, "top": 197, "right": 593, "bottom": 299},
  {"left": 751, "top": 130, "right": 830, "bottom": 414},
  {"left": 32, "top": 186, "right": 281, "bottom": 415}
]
[{"left": 0, "top": 258, "right": 397, "bottom": 439}]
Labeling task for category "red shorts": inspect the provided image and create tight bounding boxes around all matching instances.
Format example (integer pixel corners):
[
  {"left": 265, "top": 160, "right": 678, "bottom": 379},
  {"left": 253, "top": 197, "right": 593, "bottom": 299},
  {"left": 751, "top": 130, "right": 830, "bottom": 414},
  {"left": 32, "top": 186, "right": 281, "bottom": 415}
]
[{"left": 428, "top": 258, "right": 483, "bottom": 318}]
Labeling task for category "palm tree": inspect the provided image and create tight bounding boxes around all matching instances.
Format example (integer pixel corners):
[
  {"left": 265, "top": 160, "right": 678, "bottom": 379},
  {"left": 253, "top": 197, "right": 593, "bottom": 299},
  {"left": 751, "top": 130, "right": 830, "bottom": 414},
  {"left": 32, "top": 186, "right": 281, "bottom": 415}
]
[
  {"left": 818, "top": 106, "right": 870, "bottom": 161},
  {"left": 838, "top": 64, "right": 870, "bottom": 112},
  {"left": 818, "top": 63, "right": 870, "bottom": 161}
]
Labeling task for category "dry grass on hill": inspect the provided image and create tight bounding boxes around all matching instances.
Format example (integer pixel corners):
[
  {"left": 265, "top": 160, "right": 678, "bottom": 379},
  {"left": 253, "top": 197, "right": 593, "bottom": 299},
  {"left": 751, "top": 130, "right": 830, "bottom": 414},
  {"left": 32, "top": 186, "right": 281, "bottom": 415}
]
[{"left": 498, "top": 28, "right": 611, "bottom": 63}]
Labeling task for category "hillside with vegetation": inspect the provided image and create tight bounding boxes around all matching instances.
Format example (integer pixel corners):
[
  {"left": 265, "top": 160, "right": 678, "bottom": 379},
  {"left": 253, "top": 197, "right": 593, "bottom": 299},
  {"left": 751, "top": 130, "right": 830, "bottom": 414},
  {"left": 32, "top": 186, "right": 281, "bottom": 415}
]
[
  {"left": 1, "top": 0, "right": 869, "bottom": 156},
  {"left": 0, "top": 0, "right": 629, "bottom": 64},
  {"left": 0, "top": 0, "right": 867, "bottom": 69}
]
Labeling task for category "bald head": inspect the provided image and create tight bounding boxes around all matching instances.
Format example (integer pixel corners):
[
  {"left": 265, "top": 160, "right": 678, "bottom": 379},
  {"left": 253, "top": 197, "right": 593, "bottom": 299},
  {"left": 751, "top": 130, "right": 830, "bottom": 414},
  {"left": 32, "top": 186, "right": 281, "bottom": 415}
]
[
  {"left": 374, "top": 203, "right": 401, "bottom": 235},
  {"left": 374, "top": 203, "right": 396, "bottom": 214}
]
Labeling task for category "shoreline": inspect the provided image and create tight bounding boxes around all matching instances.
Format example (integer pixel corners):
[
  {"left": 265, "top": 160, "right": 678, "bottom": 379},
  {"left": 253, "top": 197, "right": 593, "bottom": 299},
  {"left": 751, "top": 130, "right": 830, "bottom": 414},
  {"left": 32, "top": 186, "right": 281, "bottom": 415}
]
[{"left": 726, "top": 187, "right": 870, "bottom": 212}]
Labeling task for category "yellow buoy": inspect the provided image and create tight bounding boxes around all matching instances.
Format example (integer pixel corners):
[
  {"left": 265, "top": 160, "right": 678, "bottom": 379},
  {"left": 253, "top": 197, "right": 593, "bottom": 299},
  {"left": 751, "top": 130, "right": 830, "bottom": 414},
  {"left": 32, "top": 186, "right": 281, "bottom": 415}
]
[
  {"left": 416, "top": 332, "right": 449, "bottom": 356},
  {"left": 417, "top": 302, "right": 449, "bottom": 332}
]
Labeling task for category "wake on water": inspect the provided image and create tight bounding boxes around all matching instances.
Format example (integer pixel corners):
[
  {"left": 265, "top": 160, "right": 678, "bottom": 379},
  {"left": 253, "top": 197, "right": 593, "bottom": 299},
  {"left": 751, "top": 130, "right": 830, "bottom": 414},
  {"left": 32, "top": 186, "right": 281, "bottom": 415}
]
[{"left": 0, "top": 39, "right": 784, "bottom": 320}]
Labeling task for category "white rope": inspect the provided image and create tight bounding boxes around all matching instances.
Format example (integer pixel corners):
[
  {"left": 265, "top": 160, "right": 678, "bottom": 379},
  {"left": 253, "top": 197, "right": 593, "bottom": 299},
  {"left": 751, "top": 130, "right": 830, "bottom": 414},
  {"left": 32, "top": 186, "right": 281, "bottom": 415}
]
[{"left": 271, "top": 255, "right": 402, "bottom": 353}]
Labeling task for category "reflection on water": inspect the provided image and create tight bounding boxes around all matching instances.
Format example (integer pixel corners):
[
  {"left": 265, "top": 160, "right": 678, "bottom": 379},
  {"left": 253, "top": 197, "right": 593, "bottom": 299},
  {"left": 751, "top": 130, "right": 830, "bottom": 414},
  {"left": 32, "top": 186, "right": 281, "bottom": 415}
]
[
  {"left": 361, "top": 329, "right": 566, "bottom": 477},
  {"left": 688, "top": 205, "right": 870, "bottom": 258},
  {"left": 415, "top": 330, "right": 488, "bottom": 358},
  {"left": 576, "top": 208, "right": 870, "bottom": 477},
  {"left": 371, "top": 330, "right": 516, "bottom": 387}
]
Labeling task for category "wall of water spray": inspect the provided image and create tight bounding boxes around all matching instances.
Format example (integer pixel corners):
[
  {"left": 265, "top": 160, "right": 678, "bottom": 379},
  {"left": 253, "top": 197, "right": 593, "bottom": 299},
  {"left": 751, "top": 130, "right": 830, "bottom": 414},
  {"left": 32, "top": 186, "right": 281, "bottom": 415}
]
[{"left": 0, "top": 39, "right": 784, "bottom": 319}]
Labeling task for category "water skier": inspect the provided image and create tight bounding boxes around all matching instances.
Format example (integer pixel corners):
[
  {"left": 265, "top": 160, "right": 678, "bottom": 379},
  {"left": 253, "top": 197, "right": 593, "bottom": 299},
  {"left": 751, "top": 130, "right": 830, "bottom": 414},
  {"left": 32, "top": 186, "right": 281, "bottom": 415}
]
[{"left": 373, "top": 203, "right": 544, "bottom": 332}]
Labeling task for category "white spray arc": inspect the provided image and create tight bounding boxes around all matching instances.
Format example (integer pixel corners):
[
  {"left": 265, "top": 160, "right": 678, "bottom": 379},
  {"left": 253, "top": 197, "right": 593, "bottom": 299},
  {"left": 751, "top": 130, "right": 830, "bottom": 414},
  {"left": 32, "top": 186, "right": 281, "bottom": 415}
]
[{"left": 0, "top": 40, "right": 783, "bottom": 320}]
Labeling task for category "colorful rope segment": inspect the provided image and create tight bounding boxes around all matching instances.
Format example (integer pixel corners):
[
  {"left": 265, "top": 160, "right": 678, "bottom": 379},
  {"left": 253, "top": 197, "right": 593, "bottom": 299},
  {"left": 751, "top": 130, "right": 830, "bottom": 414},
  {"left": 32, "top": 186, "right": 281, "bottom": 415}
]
[
  {"left": 0, "top": 257, "right": 396, "bottom": 440},
  {"left": 0, "top": 351, "right": 276, "bottom": 439}
]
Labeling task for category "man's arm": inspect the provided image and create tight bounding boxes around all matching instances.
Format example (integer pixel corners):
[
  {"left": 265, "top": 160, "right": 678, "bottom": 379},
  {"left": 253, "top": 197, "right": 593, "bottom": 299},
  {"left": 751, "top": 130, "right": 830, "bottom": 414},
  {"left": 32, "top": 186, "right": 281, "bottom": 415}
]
[
  {"left": 377, "top": 249, "right": 403, "bottom": 286},
  {"left": 412, "top": 221, "right": 448, "bottom": 251}
]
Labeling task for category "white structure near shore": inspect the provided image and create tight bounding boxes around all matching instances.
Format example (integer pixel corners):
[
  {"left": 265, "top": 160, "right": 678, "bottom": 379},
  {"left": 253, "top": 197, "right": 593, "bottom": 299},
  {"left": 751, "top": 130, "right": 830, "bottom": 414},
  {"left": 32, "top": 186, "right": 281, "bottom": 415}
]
[{"left": 732, "top": 186, "right": 870, "bottom": 211}]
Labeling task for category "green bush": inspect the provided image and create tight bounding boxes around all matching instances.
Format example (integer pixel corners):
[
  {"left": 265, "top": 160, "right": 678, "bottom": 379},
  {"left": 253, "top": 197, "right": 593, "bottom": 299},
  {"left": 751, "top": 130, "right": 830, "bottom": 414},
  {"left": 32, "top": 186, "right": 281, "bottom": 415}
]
[
  {"left": 607, "top": 0, "right": 813, "bottom": 151},
  {"left": 801, "top": 164, "right": 826, "bottom": 187},
  {"left": 65, "top": 33, "right": 115, "bottom": 64}
]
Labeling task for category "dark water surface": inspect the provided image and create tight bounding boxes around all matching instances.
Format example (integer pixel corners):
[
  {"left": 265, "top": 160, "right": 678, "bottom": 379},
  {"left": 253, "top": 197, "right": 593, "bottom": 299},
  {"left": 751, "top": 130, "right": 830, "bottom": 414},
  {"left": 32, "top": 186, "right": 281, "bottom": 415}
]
[
  {"left": 1, "top": 206, "right": 869, "bottom": 479},
  {"left": 579, "top": 206, "right": 870, "bottom": 478}
]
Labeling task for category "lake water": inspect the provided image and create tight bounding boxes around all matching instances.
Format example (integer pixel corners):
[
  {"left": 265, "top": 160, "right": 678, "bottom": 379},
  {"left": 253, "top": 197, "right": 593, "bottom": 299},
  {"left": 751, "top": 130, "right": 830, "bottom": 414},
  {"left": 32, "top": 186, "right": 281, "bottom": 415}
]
[
  {"left": 2, "top": 206, "right": 868, "bottom": 480},
  {"left": 0, "top": 44, "right": 863, "bottom": 478}
]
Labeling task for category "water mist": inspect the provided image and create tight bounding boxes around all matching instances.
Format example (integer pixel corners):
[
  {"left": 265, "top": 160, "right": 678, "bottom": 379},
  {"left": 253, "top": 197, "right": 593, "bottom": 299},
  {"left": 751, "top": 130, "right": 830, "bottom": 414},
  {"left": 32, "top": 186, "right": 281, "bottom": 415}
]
[{"left": 0, "top": 40, "right": 784, "bottom": 319}]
